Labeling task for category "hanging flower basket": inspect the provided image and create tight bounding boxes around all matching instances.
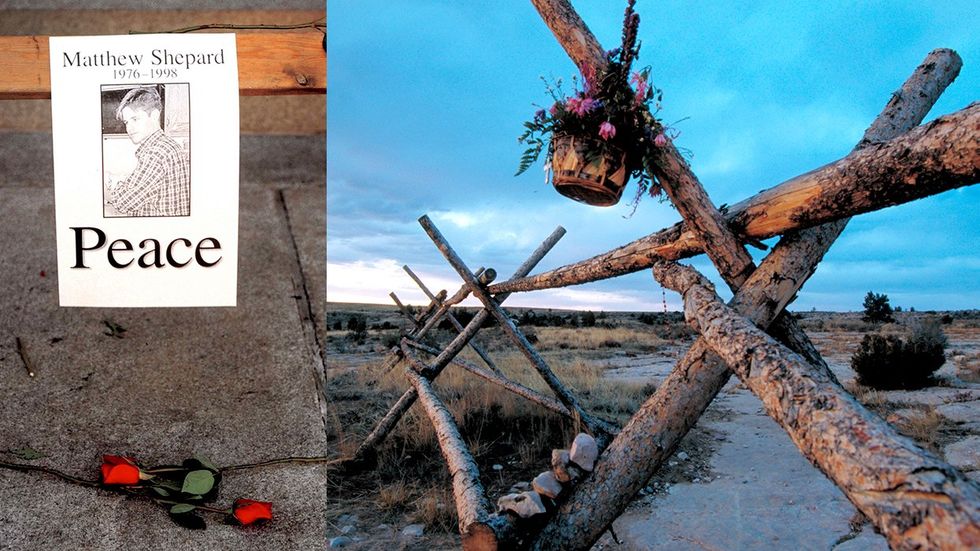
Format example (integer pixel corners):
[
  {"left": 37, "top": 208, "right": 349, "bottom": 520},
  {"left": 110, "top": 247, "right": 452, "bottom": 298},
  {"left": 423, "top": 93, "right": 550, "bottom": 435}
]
[
  {"left": 551, "top": 134, "right": 628, "bottom": 207},
  {"left": 516, "top": 2, "right": 668, "bottom": 211}
]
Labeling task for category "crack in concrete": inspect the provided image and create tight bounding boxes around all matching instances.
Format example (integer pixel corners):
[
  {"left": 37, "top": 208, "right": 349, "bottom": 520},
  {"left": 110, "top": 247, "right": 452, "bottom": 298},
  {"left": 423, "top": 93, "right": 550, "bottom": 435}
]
[{"left": 276, "top": 187, "right": 329, "bottom": 445}]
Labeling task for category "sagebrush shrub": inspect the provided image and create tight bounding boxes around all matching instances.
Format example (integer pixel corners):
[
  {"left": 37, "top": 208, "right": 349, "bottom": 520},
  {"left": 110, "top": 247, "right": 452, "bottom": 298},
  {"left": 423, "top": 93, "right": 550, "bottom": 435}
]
[{"left": 851, "top": 319, "right": 947, "bottom": 389}]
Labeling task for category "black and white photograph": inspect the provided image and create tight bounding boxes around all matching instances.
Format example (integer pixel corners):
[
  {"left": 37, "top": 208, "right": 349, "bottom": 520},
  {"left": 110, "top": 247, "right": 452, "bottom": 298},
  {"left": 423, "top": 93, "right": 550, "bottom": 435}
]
[{"left": 101, "top": 83, "right": 190, "bottom": 217}]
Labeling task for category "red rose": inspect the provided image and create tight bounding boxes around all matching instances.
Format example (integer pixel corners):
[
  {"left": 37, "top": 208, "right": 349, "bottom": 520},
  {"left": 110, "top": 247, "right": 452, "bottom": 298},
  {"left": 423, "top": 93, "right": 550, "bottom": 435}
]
[
  {"left": 101, "top": 455, "right": 141, "bottom": 485},
  {"left": 232, "top": 498, "right": 273, "bottom": 525}
]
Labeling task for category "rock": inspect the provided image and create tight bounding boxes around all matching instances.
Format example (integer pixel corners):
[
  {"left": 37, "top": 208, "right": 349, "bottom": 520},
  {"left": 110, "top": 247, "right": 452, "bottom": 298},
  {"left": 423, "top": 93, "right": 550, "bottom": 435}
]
[
  {"left": 329, "top": 536, "right": 353, "bottom": 548},
  {"left": 551, "top": 449, "right": 583, "bottom": 482},
  {"left": 877, "top": 388, "right": 980, "bottom": 407},
  {"left": 570, "top": 433, "right": 598, "bottom": 471},
  {"left": 374, "top": 524, "right": 391, "bottom": 532},
  {"left": 936, "top": 401, "right": 980, "bottom": 424},
  {"left": 337, "top": 514, "right": 359, "bottom": 526},
  {"left": 340, "top": 525, "right": 355, "bottom": 534},
  {"left": 497, "top": 491, "right": 547, "bottom": 518},
  {"left": 532, "top": 471, "right": 563, "bottom": 499},
  {"left": 677, "top": 451, "right": 690, "bottom": 461},
  {"left": 510, "top": 481, "right": 531, "bottom": 492},
  {"left": 492, "top": 463, "right": 504, "bottom": 471},
  {"left": 944, "top": 436, "right": 980, "bottom": 470},
  {"left": 401, "top": 524, "right": 425, "bottom": 537}
]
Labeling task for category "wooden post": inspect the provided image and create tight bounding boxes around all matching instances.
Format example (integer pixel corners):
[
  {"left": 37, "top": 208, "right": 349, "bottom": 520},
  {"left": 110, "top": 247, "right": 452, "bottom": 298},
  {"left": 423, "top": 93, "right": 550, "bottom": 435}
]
[
  {"left": 419, "top": 215, "right": 619, "bottom": 442},
  {"left": 390, "top": 292, "right": 422, "bottom": 330},
  {"left": 346, "top": 227, "right": 567, "bottom": 467},
  {"left": 404, "top": 265, "right": 502, "bottom": 374},
  {"left": 0, "top": 32, "right": 325, "bottom": 99},
  {"left": 533, "top": 49, "right": 963, "bottom": 550},
  {"left": 655, "top": 260, "right": 980, "bottom": 549}
]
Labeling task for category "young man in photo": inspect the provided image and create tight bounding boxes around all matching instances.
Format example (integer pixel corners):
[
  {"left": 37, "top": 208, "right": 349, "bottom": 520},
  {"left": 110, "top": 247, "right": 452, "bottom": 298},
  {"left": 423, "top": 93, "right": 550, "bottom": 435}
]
[{"left": 107, "top": 87, "right": 190, "bottom": 216}]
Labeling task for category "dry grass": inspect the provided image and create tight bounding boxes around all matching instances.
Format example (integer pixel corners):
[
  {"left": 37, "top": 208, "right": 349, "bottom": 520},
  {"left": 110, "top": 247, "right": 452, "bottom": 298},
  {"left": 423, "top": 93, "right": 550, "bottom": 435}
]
[
  {"left": 531, "top": 326, "right": 666, "bottom": 352},
  {"left": 326, "top": 325, "right": 652, "bottom": 540}
]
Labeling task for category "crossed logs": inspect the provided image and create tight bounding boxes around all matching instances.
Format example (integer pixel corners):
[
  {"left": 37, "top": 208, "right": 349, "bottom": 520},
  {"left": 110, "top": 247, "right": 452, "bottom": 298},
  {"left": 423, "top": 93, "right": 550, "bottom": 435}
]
[{"left": 336, "top": 1, "right": 980, "bottom": 549}]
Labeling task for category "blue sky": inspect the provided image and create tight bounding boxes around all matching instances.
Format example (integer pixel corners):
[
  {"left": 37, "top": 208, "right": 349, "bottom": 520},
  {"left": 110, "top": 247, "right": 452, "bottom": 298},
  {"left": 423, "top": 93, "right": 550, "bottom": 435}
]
[{"left": 327, "top": 1, "right": 979, "bottom": 312}]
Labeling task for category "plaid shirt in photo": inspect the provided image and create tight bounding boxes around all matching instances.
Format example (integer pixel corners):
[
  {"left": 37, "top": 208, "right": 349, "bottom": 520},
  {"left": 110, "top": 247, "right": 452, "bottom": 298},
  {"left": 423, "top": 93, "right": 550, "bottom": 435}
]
[{"left": 111, "top": 129, "right": 190, "bottom": 216}]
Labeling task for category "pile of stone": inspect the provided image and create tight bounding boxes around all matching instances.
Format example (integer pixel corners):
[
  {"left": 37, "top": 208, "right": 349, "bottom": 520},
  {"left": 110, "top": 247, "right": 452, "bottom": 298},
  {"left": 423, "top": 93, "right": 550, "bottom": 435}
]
[{"left": 496, "top": 433, "right": 598, "bottom": 519}]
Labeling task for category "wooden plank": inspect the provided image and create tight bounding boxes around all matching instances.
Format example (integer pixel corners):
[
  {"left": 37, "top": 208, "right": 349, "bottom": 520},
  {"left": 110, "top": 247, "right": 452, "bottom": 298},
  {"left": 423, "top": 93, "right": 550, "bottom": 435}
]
[{"left": 0, "top": 32, "right": 325, "bottom": 99}]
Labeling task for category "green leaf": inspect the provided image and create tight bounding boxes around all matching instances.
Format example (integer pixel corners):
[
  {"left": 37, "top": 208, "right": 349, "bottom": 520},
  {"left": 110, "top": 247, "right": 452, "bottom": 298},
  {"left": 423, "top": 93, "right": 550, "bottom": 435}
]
[
  {"left": 158, "top": 480, "right": 182, "bottom": 492},
  {"left": 170, "top": 504, "right": 196, "bottom": 514},
  {"left": 181, "top": 470, "right": 214, "bottom": 495},
  {"left": 193, "top": 455, "right": 220, "bottom": 473},
  {"left": 11, "top": 448, "right": 45, "bottom": 461},
  {"left": 151, "top": 486, "right": 170, "bottom": 497}
]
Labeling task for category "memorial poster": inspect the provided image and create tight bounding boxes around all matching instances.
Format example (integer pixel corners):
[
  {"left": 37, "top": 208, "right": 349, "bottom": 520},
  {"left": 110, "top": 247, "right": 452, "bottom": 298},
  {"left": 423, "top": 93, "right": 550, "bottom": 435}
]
[{"left": 49, "top": 33, "right": 239, "bottom": 306}]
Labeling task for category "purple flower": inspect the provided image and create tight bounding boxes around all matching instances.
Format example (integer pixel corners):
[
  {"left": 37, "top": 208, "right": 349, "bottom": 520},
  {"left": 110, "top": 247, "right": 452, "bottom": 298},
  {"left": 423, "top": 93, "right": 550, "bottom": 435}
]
[
  {"left": 654, "top": 133, "right": 668, "bottom": 147},
  {"left": 599, "top": 122, "right": 616, "bottom": 140},
  {"left": 534, "top": 109, "right": 546, "bottom": 121}
]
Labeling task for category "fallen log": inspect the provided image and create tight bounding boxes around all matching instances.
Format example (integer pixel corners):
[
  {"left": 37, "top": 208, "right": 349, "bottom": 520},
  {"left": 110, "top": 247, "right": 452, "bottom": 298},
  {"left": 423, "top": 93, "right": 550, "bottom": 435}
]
[
  {"left": 401, "top": 361, "right": 496, "bottom": 548},
  {"left": 531, "top": 46, "right": 962, "bottom": 551},
  {"left": 489, "top": 100, "right": 980, "bottom": 295},
  {"left": 655, "top": 260, "right": 980, "bottom": 550}
]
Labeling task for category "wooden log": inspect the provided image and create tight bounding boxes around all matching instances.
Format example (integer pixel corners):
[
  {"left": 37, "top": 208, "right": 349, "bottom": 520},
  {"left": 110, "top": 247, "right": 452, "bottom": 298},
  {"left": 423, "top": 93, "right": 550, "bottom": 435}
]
[
  {"left": 401, "top": 364, "right": 496, "bottom": 549},
  {"left": 346, "top": 228, "right": 566, "bottom": 467},
  {"left": 404, "top": 265, "right": 502, "bottom": 374},
  {"left": 489, "top": 100, "right": 979, "bottom": 296},
  {"left": 532, "top": 48, "right": 962, "bottom": 551},
  {"left": 656, "top": 260, "right": 980, "bottom": 549},
  {"left": 390, "top": 291, "right": 422, "bottom": 330},
  {"left": 419, "top": 215, "right": 619, "bottom": 441},
  {"left": 0, "top": 32, "right": 325, "bottom": 99},
  {"left": 375, "top": 267, "right": 488, "bottom": 375}
]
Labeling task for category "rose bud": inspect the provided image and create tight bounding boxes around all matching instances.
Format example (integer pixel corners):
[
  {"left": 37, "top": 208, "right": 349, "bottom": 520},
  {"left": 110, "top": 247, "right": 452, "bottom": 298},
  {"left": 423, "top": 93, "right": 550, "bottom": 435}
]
[
  {"left": 654, "top": 133, "right": 668, "bottom": 147},
  {"left": 232, "top": 498, "right": 273, "bottom": 526},
  {"left": 100, "top": 455, "right": 142, "bottom": 485}
]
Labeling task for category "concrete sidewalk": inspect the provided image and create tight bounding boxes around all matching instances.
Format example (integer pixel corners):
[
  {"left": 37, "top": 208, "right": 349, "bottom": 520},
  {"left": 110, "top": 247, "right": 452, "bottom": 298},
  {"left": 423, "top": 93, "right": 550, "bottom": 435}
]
[{"left": 0, "top": 133, "right": 327, "bottom": 550}]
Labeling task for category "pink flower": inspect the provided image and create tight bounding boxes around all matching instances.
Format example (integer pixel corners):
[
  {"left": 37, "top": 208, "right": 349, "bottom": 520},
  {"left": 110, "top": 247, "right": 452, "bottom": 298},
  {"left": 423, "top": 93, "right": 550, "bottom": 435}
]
[
  {"left": 654, "top": 133, "right": 668, "bottom": 147},
  {"left": 565, "top": 97, "right": 581, "bottom": 115},
  {"left": 631, "top": 71, "right": 649, "bottom": 105},
  {"left": 567, "top": 97, "right": 599, "bottom": 117},
  {"left": 599, "top": 122, "right": 616, "bottom": 140},
  {"left": 549, "top": 102, "right": 560, "bottom": 115}
]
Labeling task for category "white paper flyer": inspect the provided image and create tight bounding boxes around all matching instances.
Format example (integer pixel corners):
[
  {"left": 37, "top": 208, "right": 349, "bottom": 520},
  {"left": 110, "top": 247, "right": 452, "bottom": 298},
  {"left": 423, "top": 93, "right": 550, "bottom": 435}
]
[{"left": 49, "top": 33, "right": 239, "bottom": 307}]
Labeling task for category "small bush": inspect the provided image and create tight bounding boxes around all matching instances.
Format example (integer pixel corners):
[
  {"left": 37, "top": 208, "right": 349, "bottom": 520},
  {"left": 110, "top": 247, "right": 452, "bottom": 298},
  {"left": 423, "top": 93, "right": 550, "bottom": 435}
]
[
  {"left": 851, "top": 320, "right": 947, "bottom": 389},
  {"left": 862, "top": 291, "right": 894, "bottom": 324}
]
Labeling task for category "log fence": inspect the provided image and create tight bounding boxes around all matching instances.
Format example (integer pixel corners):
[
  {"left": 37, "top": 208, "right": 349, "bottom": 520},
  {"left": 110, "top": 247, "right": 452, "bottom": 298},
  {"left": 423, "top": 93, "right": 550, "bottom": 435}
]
[{"left": 334, "top": 1, "right": 979, "bottom": 549}]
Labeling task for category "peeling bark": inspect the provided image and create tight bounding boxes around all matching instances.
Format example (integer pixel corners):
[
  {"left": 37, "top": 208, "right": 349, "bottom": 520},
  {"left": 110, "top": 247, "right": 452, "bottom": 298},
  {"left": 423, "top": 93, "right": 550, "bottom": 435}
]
[{"left": 655, "top": 260, "right": 980, "bottom": 550}]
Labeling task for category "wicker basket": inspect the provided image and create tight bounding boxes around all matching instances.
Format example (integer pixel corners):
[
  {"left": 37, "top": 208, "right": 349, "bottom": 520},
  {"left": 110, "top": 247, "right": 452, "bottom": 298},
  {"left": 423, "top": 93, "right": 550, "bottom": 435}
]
[{"left": 551, "top": 134, "right": 628, "bottom": 207}]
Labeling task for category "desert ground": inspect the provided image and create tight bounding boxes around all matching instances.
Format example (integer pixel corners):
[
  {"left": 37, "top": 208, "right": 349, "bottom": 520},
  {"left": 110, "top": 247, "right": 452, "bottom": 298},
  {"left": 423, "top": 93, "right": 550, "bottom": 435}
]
[{"left": 324, "top": 303, "right": 980, "bottom": 550}]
